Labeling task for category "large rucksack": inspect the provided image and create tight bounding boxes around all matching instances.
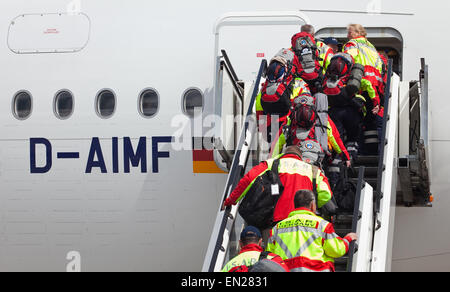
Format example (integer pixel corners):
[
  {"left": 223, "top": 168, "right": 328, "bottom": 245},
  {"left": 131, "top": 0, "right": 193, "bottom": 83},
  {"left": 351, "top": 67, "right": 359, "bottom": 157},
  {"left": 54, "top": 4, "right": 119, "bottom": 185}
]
[
  {"left": 248, "top": 252, "right": 289, "bottom": 272},
  {"left": 291, "top": 32, "right": 323, "bottom": 93},
  {"left": 238, "top": 158, "right": 284, "bottom": 230},
  {"left": 323, "top": 53, "right": 364, "bottom": 108},
  {"left": 333, "top": 165, "right": 357, "bottom": 212},
  {"left": 260, "top": 49, "right": 297, "bottom": 116},
  {"left": 314, "top": 92, "right": 329, "bottom": 155},
  {"left": 291, "top": 93, "right": 329, "bottom": 160},
  {"left": 298, "top": 139, "right": 325, "bottom": 167}
]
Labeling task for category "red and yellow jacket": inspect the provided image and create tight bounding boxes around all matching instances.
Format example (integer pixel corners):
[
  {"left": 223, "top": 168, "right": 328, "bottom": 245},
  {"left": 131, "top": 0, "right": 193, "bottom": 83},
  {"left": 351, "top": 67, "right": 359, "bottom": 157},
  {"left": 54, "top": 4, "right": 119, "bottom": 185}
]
[
  {"left": 222, "top": 244, "right": 289, "bottom": 272},
  {"left": 343, "top": 37, "right": 383, "bottom": 107},
  {"left": 317, "top": 40, "right": 335, "bottom": 74},
  {"left": 224, "top": 154, "right": 333, "bottom": 222},
  {"left": 266, "top": 208, "right": 353, "bottom": 272}
]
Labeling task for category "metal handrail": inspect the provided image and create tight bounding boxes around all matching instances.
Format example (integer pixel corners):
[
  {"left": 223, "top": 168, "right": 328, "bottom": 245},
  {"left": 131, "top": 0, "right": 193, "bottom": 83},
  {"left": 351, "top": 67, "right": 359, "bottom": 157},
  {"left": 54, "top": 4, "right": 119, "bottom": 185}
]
[
  {"left": 375, "top": 59, "right": 394, "bottom": 216},
  {"left": 207, "top": 59, "right": 267, "bottom": 272},
  {"left": 346, "top": 166, "right": 365, "bottom": 272},
  {"left": 221, "top": 50, "right": 240, "bottom": 83},
  {"left": 220, "top": 50, "right": 244, "bottom": 103},
  {"left": 220, "top": 61, "right": 244, "bottom": 104}
]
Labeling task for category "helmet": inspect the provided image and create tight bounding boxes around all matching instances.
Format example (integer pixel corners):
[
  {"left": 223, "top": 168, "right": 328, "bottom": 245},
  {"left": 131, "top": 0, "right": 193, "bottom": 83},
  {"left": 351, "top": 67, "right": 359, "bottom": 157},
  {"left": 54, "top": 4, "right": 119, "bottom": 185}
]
[
  {"left": 267, "top": 61, "right": 287, "bottom": 82},
  {"left": 299, "top": 139, "right": 324, "bottom": 166},
  {"left": 295, "top": 104, "right": 316, "bottom": 129},
  {"left": 327, "top": 53, "right": 354, "bottom": 79}
]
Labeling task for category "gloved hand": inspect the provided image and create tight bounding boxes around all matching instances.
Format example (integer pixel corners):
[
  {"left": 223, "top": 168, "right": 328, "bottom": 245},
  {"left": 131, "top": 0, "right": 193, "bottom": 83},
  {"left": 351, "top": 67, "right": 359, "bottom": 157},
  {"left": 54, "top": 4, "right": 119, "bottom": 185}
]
[{"left": 350, "top": 94, "right": 366, "bottom": 110}]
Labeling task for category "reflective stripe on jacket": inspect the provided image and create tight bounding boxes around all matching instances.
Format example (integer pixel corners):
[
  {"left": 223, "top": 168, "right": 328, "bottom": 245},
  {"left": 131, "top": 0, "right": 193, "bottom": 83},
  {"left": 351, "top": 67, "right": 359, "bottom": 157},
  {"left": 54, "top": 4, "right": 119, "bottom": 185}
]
[
  {"left": 343, "top": 37, "right": 382, "bottom": 73},
  {"left": 317, "top": 41, "right": 334, "bottom": 74},
  {"left": 344, "top": 37, "right": 383, "bottom": 106},
  {"left": 266, "top": 208, "right": 352, "bottom": 272}
]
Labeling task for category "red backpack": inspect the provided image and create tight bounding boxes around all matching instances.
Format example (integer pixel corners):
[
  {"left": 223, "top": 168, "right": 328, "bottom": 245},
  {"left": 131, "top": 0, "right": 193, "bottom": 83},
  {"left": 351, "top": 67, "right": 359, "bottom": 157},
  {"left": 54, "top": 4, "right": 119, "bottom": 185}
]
[
  {"left": 260, "top": 49, "right": 297, "bottom": 116},
  {"left": 291, "top": 32, "right": 323, "bottom": 92}
]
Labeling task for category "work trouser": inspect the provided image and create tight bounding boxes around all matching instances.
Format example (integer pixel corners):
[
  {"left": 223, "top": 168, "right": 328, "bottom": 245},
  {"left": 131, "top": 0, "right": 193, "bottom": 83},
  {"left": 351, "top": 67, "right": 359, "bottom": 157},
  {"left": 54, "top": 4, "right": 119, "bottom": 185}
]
[
  {"left": 359, "top": 112, "right": 383, "bottom": 155},
  {"left": 326, "top": 156, "right": 342, "bottom": 192},
  {"left": 329, "top": 106, "right": 362, "bottom": 145}
]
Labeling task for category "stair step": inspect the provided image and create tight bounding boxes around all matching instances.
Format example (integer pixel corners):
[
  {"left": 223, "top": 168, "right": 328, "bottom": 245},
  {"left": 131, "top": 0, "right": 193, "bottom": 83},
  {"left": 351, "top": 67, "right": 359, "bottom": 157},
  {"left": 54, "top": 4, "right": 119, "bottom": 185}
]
[
  {"left": 350, "top": 166, "right": 379, "bottom": 178},
  {"left": 335, "top": 229, "right": 352, "bottom": 237},
  {"left": 335, "top": 256, "right": 349, "bottom": 272},
  {"left": 350, "top": 177, "right": 377, "bottom": 189},
  {"left": 354, "top": 155, "right": 379, "bottom": 166},
  {"left": 334, "top": 214, "right": 354, "bottom": 223},
  {"left": 335, "top": 256, "right": 349, "bottom": 265}
]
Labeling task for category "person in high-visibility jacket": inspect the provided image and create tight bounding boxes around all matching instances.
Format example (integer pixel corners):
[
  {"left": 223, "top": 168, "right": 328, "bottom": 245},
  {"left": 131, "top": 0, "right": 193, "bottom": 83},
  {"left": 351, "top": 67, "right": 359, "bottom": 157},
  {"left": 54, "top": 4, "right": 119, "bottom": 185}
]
[
  {"left": 317, "top": 40, "right": 334, "bottom": 75},
  {"left": 343, "top": 24, "right": 383, "bottom": 115},
  {"left": 324, "top": 37, "right": 339, "bottom": 54},
  {"left": 223, "top": 146, "right": 334, "bottom": 222},
  {"left": 266, "top": 190, "right": 358, "bottom": 272},
  {"left": 221, "top": 226, "right": 290, "bottom": 272}
]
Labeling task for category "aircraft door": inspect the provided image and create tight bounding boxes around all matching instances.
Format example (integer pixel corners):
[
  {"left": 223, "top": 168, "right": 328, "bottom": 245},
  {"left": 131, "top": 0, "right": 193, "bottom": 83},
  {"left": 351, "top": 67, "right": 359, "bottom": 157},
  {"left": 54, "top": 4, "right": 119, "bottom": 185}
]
[{"left": 212, "top": 12, "right": 310, "bottom": 170}]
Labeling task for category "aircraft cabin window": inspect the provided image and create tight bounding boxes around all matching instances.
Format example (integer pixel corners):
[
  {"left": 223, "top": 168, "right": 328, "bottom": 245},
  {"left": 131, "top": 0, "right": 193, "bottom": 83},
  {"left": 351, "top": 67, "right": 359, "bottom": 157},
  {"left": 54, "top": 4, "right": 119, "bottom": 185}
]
[
  {"left": 54, "top": 90, "right": 74, "bottom": 119},
  {"left": 182, "top": 88, "right": 204, "bottom": 117},
  {"left": 138, "top": 88, "right": 159, "bottom": 118},
  {"left": 12, "top": 91, "right": 32, "bottom": 120},
  {"left": 95, "top": 89, "right": 116, "bottom": 119}
]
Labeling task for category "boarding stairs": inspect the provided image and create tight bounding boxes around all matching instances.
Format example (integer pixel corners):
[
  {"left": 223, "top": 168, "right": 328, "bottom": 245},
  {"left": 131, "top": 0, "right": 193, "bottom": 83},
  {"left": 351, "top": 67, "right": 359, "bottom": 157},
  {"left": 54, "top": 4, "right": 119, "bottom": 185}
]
[{"left": 202, "top": 51, "right": 431, "bottom": 272}]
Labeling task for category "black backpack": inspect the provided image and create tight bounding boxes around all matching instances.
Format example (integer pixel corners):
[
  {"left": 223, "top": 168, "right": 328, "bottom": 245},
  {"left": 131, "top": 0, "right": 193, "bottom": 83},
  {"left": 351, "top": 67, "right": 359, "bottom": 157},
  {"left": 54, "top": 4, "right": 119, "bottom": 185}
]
[
  {"left": 238, "top": 158, "right": 284, "bottom": 230},
  {"left": 333, "top": 165, "right": 357, "bottom": 212}
]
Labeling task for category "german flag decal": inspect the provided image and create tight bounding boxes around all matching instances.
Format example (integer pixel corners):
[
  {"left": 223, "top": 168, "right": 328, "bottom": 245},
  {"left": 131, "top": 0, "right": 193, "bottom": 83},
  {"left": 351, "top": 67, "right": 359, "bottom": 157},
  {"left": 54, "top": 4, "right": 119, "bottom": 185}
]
[{"left": 192, "top": 137, "right": 227, "bottom": 174}]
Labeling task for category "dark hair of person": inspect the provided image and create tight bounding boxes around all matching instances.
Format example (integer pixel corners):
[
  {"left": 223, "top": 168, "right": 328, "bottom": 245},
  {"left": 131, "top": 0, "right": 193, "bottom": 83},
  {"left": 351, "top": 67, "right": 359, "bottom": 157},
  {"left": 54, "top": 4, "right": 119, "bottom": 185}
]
[
  {"left": 241, "top": 237, "right": 260, "bottom": 246},
  {"left": 294, "top": 190, "right": 315, "bottom": 209}
]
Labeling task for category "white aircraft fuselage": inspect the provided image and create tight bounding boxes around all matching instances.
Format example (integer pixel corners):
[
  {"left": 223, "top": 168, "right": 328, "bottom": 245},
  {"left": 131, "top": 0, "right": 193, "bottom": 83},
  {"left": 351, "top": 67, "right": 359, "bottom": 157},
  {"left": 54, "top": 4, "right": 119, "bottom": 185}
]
[{"left": 0, "top": 0, "right": 449, "bottom": 271}]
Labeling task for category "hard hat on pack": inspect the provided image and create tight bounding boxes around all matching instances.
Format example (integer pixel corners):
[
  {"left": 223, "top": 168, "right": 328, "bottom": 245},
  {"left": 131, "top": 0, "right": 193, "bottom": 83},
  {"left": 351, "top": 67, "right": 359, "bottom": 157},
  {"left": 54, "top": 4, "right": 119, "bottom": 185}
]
[
  {"left": 267, "top": 60, "right": 287, "bottom": 83},
  {"left": 327, "top": 58, "right": 351, "bottom": 78},
  {"left": 294, "top": 104, "right": 316, "bottom": 130},
  {"left": 327, "top": 54, "right": 353, "bottom": 79}
]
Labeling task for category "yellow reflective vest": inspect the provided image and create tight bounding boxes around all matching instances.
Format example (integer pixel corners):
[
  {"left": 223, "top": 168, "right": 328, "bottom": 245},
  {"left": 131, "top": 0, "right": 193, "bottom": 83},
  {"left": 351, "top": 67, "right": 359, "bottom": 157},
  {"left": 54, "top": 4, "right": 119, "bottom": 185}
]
[
  {"left": 221, "top": 244, "right": 263, "bottom": 272},
  {"left": 266, "top": 208, "right": 352, "bottom": 272},
  {"left": 343, "top": 37, "right": 383, "bottom": 74}
]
